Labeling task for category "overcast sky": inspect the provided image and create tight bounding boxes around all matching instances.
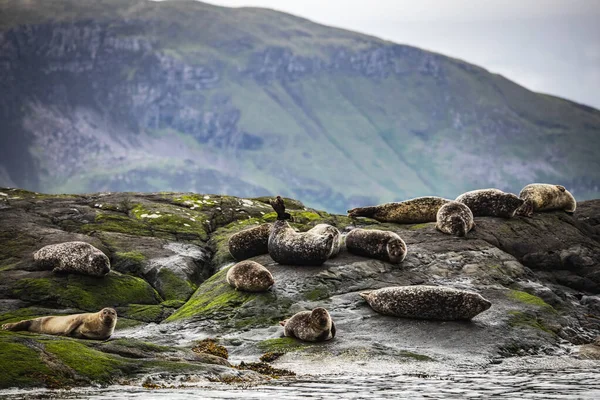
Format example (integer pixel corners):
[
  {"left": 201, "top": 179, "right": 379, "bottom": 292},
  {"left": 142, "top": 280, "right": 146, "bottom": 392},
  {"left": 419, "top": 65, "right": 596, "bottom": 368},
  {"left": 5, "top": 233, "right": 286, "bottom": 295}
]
[{"left": 205, "top": 0, "right": 600, "bottom": 109}]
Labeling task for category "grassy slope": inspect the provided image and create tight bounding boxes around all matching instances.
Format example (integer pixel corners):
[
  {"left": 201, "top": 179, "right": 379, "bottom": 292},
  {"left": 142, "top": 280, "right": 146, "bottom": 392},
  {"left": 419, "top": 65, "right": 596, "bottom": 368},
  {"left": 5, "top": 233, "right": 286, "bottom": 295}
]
[{"left": 1, "top": 0, "right": 599, "bottom": 212}]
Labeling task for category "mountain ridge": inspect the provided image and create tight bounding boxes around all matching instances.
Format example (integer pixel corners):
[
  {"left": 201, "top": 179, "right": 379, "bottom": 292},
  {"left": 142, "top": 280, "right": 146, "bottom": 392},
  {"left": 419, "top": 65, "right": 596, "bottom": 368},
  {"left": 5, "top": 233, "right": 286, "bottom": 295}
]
[{"left": 0, "top": 0, "right": 599, "bottom": 213}]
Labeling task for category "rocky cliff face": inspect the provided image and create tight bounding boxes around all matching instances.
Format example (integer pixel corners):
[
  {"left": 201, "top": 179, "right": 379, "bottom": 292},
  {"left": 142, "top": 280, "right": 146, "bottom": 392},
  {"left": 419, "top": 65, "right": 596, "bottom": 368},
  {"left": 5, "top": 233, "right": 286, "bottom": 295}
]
[
  {"left": 1, "top": 0, "right": 600, "bottom": 213},
  {"left": 0, "top": 188, "right": 599, "bottom": 388}
]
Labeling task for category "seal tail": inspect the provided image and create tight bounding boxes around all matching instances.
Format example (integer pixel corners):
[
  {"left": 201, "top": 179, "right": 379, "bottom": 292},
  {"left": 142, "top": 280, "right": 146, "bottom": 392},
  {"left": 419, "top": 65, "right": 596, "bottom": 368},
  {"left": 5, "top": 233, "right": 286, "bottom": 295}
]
[
  {"left": 270, "top": 196, "right": 291, "bottom": 221},
  {"left": 2, "top": 320, "right": 32, "bottom": 332}
]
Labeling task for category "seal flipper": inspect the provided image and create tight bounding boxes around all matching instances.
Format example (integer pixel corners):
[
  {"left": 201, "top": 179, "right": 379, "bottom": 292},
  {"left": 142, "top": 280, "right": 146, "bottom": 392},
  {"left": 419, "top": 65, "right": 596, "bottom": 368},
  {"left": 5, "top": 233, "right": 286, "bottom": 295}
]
[
  {"left": 330, "top": 321, "right": 336, "bottom": 339},
  {"left": 65, "top": 320, "right": 85, "bottom": 338}
]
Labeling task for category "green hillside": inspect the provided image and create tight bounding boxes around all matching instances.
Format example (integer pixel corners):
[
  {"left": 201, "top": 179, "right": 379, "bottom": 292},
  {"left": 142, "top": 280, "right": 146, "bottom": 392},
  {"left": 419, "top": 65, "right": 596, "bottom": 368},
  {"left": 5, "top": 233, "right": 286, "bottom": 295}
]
[{"left": 0, "top": 0, "right": 598, "bottom": 212}]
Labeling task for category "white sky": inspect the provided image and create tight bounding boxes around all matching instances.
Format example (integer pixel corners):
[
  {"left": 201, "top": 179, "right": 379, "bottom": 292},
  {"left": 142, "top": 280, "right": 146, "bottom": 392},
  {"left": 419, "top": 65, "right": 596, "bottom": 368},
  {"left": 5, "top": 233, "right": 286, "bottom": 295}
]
[{"left": 204, "top": 0, "right": 600, "bottom": 109}]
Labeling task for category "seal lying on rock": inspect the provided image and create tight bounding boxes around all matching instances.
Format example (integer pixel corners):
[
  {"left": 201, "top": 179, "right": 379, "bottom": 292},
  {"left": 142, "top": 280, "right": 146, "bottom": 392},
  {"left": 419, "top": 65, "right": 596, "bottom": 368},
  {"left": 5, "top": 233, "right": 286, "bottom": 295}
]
[
  {"left": 34, "top": 241, "right": 110, "bottom": 277},
  {"left": 2, "top": 308, "right": 117, "bottom": 340},
  {"left": 347, "top": 197, "right": 451, "bottom": 224},
  {"left": 436, "top": 201, "right": 475, "bottom": 237},
  {"left": 345, "top": 228, "right": 407, "bottom": 263},
  {"left": 306, "top": 224, "right": 342, "bottom": 258},
  {"left": 268, "top": 196, "right": 337, "bottom": 266},
  {"left": 516, "top": 183, "right": 576, "bottom": 217},
  {"left": 279, "top": 307, "right": 336, "bottom": 342},
  {"left": 228, "top": 223, "right": 272, "bottom": 261},
  {"left": 455, "top": 189, "right": 524, "bottom": 218},
  {"left": 226, "top": 260, "right": 274, "bottom": 292},
  {"left": 360, "top": 286, "right": 491, "bottom": 321}
]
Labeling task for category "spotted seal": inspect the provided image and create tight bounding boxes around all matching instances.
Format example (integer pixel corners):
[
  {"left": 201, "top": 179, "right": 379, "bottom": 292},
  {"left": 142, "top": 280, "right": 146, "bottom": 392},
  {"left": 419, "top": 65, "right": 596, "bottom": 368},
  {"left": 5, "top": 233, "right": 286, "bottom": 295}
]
[
  {"left": 268, "top": 196, "right": 336, "bottom": 266},
  {"left": 228, "top": 223, "right": 272, "bottom": 261},
  {"left": 347, "top": 196, "right": 451, "bottom": 224},
  {"left": 2, "top": 308, "right": 117, "bottom": 340},
  {"left": 345, "top": 228, "right": 407, "bottom": 263},
  {"left": 359, "top": 286, "right": 491, "bottom": 320},
  {"left": 436, "top": 201, "right": 475, "bottom": 237},
  {"left": 515, "top": 183, "right": 576, "bottom": 217},
  {"left": 455, "top": 189, "right": 524, "bottom": 218},
  {"left": 306, "top": 224, "right": 342, "bottom": 258},
  {"left": 226, "top": 260, "right": 274, "bottom": 292},
  {"left": 279, "top": 307, "right": 336, "bottom": 342},
  {"left": 34, "top": 241, "right": 110, "bottom": 277}
]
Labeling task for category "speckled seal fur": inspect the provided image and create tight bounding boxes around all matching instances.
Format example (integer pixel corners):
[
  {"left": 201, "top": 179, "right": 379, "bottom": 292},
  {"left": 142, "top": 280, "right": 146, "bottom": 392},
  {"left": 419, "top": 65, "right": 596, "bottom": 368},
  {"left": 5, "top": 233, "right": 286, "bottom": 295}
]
[
  {"left": 279, "top": 307, "right": 336, "bottom": 342},
  {"left": 516, "top": 183, "right": 576, "bottom": 217},
  {"left": 360, "top": 286, "right": 491, "bottom": 321},
  {"left": 436, "top": 201, "right": 475, "bottom": 237},
  {"left": 226, "top": 260, "right": 274, "bottom": 292},
  {"left": 34, "top": 241, "right": 110, "bottom": 277},
  {"left": 306, "top": 224, "right": 342, "bottom": 258},
  {"left": 455, "top": 189, "right": 524, "bottom": 218},
  {"left": 268, "top": 197, "right": 337, "bottom": 266},
  {"left": 228, "top": 223, "right": 272, "bottom": 261},
  {"left": 345, "top": 228, "right": 407, "bottom": 263},
  {"left": 347, "top": 196, "right": 451, "bottom": 224},
  {"left": 2, "top": 308, "right": 117, "bottom": 340}
]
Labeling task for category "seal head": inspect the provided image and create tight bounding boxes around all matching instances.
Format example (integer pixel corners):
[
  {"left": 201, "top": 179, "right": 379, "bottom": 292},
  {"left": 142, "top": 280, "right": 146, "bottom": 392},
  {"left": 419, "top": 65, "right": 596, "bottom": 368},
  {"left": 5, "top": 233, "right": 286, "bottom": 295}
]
[
  {"left": 436, "top": 201, "right": 475, "bottom": 237},
  {"left": 345, "top": 228, "right": 407, "bottom": 263}
]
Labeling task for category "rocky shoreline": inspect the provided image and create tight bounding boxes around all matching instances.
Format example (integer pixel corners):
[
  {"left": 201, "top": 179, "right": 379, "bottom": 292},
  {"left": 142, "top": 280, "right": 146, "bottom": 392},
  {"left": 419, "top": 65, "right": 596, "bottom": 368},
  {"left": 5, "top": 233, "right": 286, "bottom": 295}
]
[{"left": 0, "top": 188, "right": 599, "bottom": 389}]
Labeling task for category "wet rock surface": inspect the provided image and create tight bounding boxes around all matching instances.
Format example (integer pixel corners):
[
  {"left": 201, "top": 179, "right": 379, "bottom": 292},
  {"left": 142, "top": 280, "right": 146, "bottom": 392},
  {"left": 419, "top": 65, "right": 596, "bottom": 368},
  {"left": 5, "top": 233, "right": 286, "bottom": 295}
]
[{"left": 0, "top": 188, "right": 599, "bottom": 389}]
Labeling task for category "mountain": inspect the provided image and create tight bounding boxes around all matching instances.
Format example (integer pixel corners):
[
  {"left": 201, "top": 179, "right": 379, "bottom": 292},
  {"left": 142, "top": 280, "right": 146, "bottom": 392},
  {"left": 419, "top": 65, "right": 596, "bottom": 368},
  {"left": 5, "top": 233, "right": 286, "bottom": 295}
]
[{"left": 1, "top": 0, "right": 599, "bottom": 213}]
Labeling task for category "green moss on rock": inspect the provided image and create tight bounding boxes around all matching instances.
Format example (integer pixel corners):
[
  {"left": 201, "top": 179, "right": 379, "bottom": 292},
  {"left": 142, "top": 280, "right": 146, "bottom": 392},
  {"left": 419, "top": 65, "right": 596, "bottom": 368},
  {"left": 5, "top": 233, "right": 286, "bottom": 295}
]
[
  {"left": 11, "top": 272, "right": 162, "bottom": 311},
  {"left": 0, "top": 337, "right": 52, "bottom": 388},
  {"left": 166, "top": 268, "right": 253, "bottom": 321},
  {"left": 113, "top": 251, "right": 146, "bottom": 274},
  {"left": 508, "top": 290, "right": 555, "bottom": 311},
  {"left": 507, "top": 311, "right": 555, "bottom": 335},
  {"left": 117, "top": 304, "right": 171, "bottom": 323},
  {"left": 43, "top": 340, "right": 133, "bottom": 383},
  {"left": 256, "top": 337, "right": 306, "bottom": 353},
  {"left": 156, "top": 268, "right": 196, "bottom": 302},
  {"left": 82, "top": 213, "right": 153, "bottom": 236}
]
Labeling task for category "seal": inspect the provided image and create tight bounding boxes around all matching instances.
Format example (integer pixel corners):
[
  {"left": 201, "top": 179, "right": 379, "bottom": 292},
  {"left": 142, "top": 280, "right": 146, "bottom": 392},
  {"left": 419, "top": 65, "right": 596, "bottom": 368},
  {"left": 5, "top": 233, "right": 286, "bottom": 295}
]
[
  {"left": 279, "top": 307, "right": 336, "bottom": 342},
  {"left": 268, "top": 196, "right": 336, "bottom": 266},
  {"left": 34, "top": 241, "right": 110, "bottom": 277},
  {"left": 347, "top": 196, "right": 451, "bottom": 224},
  {"left": 455, "top": 189, "right": 524, "bottom": 218},
  {"left": 1, "top": 308, "right": 117, "bottom": 340},
  {"left": 305, "top": 224, "right": 342, "bottom": 258},
  {"left": 515, "top": 183, "right": 576, "bottom": 217},
  {"left": 226, "top": 260, "right": 274, "bottom": 292},
  {"left": 345, "top": 228, "right": 407, "bottom": 263},
  {"left": 359, "top": 286, "right": 491, "bottom": 321},
  {"left": 436, "top": 201, "right": 475, "bottom": 237},
  {"left": 228, "top": 223, "right": 272, "bottom": 261}
]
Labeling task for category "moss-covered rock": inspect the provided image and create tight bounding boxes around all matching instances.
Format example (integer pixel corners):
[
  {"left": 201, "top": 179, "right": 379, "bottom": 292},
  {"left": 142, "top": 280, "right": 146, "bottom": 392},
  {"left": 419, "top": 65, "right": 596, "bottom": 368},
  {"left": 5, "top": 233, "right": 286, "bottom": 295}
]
[{"left": 9, "top": 271, "right": 162, "bottom": 311}]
